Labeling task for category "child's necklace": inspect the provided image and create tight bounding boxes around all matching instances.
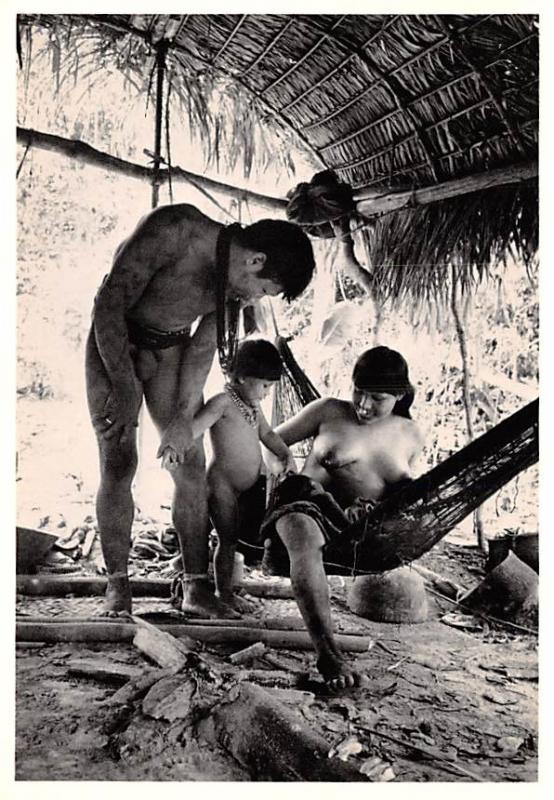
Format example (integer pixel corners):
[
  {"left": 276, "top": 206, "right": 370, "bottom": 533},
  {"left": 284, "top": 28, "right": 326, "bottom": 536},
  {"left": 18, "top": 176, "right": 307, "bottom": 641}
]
[{"left": 224, "top": 384, "right": 259, "bottom": 428}]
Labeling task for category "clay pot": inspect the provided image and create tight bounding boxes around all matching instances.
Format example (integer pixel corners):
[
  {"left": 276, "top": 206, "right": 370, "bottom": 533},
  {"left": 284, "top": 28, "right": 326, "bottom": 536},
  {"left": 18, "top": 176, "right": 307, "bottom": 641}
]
[
  {"left": 347, "top": 566, "right": 429, "bottom": 623},
  {"left": 487, "top": 532, "right": 539, "bottom": 573}
]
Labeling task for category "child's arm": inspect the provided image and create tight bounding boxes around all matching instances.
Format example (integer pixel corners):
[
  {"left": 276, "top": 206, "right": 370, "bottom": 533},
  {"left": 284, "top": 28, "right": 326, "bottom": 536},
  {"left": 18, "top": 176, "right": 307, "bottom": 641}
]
[
  {"left": 190, "top": 393, "right": 228, "bottom": 439},
  {"left": 258, "top": 411, "right": 297, "bottom": 474}
]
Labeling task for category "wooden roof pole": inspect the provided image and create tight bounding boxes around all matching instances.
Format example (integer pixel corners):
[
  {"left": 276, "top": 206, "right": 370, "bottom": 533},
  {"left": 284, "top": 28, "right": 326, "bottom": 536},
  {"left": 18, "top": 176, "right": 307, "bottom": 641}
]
[
  {"left": 151, "top": 40, "right": 167, "bottom": 208},
  {"left": 354, "top": 161, "right": 537, "bottom": 218},
  {"left": 16, "top": 127, "right": 288, "bottom": 213}
]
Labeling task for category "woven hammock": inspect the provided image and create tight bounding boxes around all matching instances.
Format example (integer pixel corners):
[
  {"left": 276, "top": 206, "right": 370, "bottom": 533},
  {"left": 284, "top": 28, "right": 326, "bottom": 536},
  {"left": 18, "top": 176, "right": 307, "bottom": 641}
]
[{"left": 271, "top": 336, "right": 539, "bottom": 574}]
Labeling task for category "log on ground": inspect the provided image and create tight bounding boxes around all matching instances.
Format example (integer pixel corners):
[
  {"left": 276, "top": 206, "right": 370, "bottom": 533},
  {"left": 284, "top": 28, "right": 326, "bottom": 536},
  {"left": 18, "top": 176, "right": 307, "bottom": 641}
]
[{"left": 198, "top": 681, "right": 367, "bottom": 781}]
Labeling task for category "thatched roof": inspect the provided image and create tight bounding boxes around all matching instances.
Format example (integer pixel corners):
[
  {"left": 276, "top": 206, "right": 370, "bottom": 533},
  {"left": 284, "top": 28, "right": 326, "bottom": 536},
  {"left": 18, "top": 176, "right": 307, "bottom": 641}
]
[{"left": 17, "top": 13, "right": 539, "bottom": 297}]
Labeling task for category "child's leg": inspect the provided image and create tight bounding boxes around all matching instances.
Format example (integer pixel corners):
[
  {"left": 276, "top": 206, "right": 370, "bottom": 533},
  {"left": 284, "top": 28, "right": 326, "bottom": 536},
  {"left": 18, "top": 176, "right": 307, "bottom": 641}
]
[{"left": 208, "top": 467, "right": 240, "bottom": 602}]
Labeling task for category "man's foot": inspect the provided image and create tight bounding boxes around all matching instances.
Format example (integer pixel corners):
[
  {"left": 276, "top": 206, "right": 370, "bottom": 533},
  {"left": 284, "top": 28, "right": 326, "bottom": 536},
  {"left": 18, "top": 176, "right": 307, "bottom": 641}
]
[
  {"left": 316, "top": 652, "right": 368, "bottom": 692},
  {"left": 217, "top": 591, "right": 258, "bottom": 615},
  {"left": 180, "top": 578, "right": 240, "bottom": 619},
  {"left": 99, "top": 574, "right": 133, "bottom": 617}
]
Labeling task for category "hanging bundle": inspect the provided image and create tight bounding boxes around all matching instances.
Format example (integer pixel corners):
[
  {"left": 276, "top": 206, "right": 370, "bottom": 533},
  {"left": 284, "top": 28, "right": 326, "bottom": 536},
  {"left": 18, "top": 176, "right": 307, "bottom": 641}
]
[{"left": 286, "top": 169, "right": 355, "bottom": 239}]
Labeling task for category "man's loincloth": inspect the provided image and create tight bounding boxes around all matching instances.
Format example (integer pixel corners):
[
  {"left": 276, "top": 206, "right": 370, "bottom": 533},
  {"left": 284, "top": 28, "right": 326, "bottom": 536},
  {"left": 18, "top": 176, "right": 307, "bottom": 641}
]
[
  {"left": 126, "top": 317, "right": 190, "bottom": 351},
  {"left": 259, "top": 474, "right": 378, "bottom": 577}
]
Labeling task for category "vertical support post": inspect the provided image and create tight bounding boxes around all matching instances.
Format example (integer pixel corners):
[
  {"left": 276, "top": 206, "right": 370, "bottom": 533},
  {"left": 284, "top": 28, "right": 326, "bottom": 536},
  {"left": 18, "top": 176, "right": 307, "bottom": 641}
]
[{"left": 151, "top": 41, "right": 167, "bottom": 210}]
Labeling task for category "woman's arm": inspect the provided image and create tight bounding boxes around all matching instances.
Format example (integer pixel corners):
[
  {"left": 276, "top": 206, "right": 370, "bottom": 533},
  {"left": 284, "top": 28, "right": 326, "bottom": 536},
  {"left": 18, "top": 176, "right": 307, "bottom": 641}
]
[
  {"left": 274, "top": 397, "right": 331, "bottom": 446},
  {"left": 259, "top": 412, "right": 297, "bottom": 473}
]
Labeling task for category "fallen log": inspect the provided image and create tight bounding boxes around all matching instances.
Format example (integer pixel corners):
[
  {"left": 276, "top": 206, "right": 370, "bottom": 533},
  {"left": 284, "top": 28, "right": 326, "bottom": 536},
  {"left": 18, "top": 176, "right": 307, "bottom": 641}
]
[
  {"left": 16, "top": 574, "right": 295, "bottom": 599},
  {"left": 16, "top": 620, "right": 373, "bottom": 652},
  {"left": 198, "top": 682, "right": 367, "bottom": 781}
]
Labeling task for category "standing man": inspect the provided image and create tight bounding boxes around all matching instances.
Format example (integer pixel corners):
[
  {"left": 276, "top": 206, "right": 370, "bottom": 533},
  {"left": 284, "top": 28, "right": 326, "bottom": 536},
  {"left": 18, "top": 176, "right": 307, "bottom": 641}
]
[{"left": 86, "top": 203, "right": 315, "bottom": 617}]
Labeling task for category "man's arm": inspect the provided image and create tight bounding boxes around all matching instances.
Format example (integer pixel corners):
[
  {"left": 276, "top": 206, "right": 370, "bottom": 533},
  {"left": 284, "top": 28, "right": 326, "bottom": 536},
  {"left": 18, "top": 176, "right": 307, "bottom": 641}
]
[{"left": 157, "top": 312, "right": 218, "bottom": 466}]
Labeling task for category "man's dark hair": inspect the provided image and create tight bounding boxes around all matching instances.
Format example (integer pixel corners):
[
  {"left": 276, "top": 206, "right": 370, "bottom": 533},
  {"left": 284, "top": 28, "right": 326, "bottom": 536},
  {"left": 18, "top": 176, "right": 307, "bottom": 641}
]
[
  {"left": 238, "top": 220, "right": 315, "bottom": 301},
  {"left": 231, "top": 339, "right": 283, "bottom": 381}
]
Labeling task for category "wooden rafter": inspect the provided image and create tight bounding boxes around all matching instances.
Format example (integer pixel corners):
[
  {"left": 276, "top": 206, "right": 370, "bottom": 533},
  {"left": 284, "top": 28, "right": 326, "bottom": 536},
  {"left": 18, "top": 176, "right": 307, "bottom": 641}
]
[
  {"left": 433, "top": 15, "right": 527, "bottom": 157},
  {"left": 325, "top": 29, "right": 440, "bottom": 181},
  {"left": 339, "top": 119, "right": 537, "bottom": 187},
  {"left": 259, "top": 15, "right": 348, "bottom": 96},
  {"left": 279, "top": 16, "right": 401, "bottom": 115},
  {"left": 210, "top": 14, "right": 247, "bottom": 64},
  {"left": 305, "top": 24, "right": 537, "bottom": 136},
  {"left": 240, "top": 17, "right": 295, "bottom": 76}
]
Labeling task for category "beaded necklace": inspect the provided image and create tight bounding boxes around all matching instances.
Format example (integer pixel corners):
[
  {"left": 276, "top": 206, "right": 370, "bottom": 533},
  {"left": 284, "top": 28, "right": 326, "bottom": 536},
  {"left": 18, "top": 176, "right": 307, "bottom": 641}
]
[{"left": 224, "top": 384, "right": 259, "bottom": 428}]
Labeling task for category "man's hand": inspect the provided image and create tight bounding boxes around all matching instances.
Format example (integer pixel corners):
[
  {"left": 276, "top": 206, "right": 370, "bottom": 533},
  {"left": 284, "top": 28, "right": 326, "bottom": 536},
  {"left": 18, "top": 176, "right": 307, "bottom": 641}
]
[
  {"left": 156, "top": 413, "right": 194, "bottom": 469},
  {"left": 93, "top": 387, "right": 139, "bottom": 444}
]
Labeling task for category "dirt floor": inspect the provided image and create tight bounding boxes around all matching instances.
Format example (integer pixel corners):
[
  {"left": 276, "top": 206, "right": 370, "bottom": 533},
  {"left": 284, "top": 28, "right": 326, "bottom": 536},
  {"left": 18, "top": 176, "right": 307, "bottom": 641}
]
[{"left": 16, "top": 536, "right": 538, "bottom": 783}]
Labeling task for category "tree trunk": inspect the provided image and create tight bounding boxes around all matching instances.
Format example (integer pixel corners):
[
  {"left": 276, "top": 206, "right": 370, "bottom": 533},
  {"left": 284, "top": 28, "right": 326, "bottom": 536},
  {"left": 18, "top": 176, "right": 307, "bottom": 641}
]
[{"left": 451, "top": 273, "right": 486, "bottom": 551}]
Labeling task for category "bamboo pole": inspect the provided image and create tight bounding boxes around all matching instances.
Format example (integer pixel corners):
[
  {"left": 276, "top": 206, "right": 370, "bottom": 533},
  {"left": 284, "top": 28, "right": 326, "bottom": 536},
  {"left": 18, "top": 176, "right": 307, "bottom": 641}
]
[
  {"left": 16, "top": 620, "right": 373, "bottom": 651},
  {"left": 16, "top": 614, "right": 371, "bottom": 637},
  {"left": 16, "top": 127, "right": 287, "bottom": 213},
  {"left": 355, "top": 161, "right": 537, "bottom": 218},
  {"left": 16, "top": 574, "right": 295, "bottom": 599}
]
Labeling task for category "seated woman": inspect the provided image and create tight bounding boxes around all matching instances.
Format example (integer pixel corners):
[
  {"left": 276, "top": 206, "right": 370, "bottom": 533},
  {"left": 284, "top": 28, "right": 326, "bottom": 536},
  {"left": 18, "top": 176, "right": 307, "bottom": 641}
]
[{"left": 265, "top": 346, "right": 423, "bottom": 690}]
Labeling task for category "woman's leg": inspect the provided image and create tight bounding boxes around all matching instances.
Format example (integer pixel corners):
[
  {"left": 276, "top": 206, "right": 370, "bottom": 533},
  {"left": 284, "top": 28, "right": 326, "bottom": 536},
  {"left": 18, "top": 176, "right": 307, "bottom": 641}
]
[{"left": 275, "top": 512, "right": 366, "bottom": 688}]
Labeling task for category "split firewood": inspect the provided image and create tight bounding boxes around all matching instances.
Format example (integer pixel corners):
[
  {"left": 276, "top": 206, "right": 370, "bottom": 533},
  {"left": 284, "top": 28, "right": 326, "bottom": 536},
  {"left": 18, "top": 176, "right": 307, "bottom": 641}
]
[
  {"left": 235, "top": 669, "right": 296, "bottom": 687},
  {"left": 66, "top": 657, "right": 144, "bottom": 683},
  {"left": 104, "top": 667, "right": 175, "bottom": 706},
  {"left": 262, "top": 687, "right": 315, "bottom": 705},
  {"left": 411, "top": 564, "right": 466, "bottom": 599},
  {"left": 80, "top": 529, "right": 97, "bottom": 559},
  {"left": 131, "top": 615, "right": 197, "bottom": 670},
  {"left": 141, "top": 675, "right": 198, "bottom": 722},
  {"left": 229, "top": 642, "right": 266, "bottom": 665}
]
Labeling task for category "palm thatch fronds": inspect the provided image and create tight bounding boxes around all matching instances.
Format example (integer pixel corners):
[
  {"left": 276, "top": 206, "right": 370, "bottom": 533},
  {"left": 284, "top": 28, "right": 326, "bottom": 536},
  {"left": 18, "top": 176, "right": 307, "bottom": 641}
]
[
  {"left": 17, "top": 13, "right": 539, "bottom": 296},
  {"left": 361, "top": 182, "right": 538, "bottom": 306}
]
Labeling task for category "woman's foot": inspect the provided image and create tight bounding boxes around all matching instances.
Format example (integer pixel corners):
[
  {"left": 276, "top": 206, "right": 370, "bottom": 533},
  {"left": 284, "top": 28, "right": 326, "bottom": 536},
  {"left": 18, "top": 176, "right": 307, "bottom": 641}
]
[{"left": 316, "top": 652, "right": 368, "bottom": 692}]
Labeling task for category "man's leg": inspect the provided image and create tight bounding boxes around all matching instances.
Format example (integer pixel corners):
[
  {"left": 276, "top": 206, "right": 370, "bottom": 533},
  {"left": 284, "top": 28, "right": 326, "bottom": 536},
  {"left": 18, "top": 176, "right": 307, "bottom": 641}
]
[
  {"left": 275, "top": 513, "right": 366, "bottom": 689},
  {"left": 166, "top": 451, "right": 236, "bottom": 617},
  {"left": 86, "top": 329, "right": 140, "bottom": 615},
  {"left": 143, "top": 343, "right": 237, "bottom": 618}
]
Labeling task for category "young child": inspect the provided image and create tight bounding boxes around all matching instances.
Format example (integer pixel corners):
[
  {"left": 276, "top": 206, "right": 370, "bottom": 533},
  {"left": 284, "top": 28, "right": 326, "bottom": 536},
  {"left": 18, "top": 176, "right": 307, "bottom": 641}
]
[{"left": 191, "top": 339, "right": 297, "bottom": 610}]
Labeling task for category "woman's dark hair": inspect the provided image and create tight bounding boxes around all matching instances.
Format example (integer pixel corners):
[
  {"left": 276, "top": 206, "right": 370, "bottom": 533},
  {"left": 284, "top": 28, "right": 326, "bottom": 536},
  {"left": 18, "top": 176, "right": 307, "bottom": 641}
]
[
  {"left": 352, "top": 346, "right": 415, "bottom": 418},
  {"left": 237, "top": 220, "right": 315, "bottom": 301},
  {"left": 231, "top": 339, "right": 283, "bottom": 381}
]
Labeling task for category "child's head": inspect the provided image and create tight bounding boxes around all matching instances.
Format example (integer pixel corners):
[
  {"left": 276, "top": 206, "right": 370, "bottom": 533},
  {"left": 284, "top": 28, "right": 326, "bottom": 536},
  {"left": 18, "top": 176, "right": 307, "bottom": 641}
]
[{"left": 230, "top": 339, "right": 283, "bottom": 403}]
